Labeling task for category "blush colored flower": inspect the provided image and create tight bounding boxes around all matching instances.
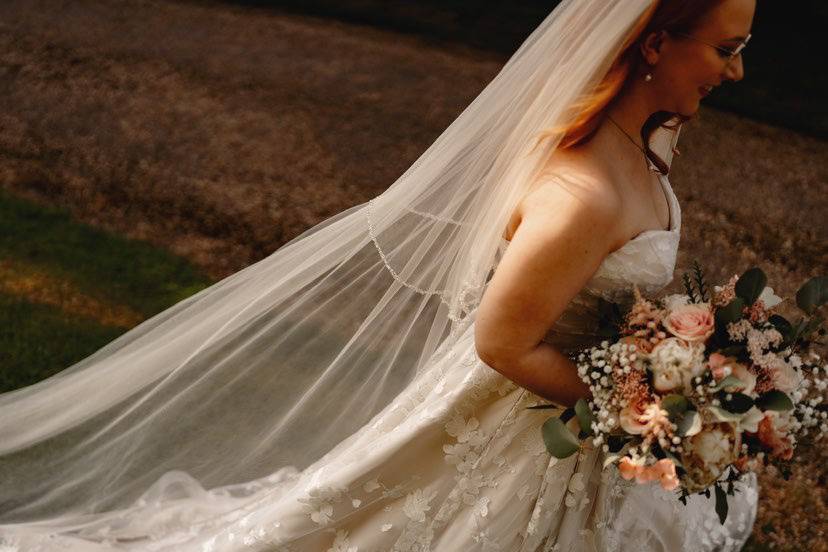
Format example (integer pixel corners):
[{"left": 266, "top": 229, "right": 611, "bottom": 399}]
[
  {"left": 619, "top": 401, "right": 670, "bottom": 436},
  {"left": 618, "top": 456, "right": 645, "bottom": 481},
  {"left": 757, "top": 412, "right": 794, "bottom": 460},
  {"left": 708, "top": 352, "right": 730, "bottom": 381},
  {"left": 650, "top": 458, "right": 680, "bottom": 491},
  {"left": 619, "top": 402, "right": 650, "bottom": 435},
  {"left": 663, "top": 303, "right": 715, "bottom": 343}
]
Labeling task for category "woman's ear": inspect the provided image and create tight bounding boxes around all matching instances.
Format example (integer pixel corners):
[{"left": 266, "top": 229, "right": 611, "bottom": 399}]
[{"left": 639, "top": 30, "right": 667, "bottom": 65}]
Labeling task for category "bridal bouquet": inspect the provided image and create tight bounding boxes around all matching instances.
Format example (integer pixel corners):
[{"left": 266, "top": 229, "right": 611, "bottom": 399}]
[{"left": 535, "top": 264, "right": 827, "bottom": 523}]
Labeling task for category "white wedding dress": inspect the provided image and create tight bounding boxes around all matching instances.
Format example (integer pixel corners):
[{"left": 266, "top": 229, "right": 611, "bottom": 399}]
[{"left": 0, "top": 172, "right": 758, "bottom": 551}]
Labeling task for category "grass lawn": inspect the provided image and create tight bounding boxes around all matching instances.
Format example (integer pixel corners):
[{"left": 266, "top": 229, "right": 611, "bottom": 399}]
[{"left": 0, "top": 189, "right": 213, "bottom": 393}]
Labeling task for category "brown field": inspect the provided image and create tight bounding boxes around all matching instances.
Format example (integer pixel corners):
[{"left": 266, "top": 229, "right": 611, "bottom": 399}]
[{"left": 0, "top": 0, "right": 826, "bottom": 548}]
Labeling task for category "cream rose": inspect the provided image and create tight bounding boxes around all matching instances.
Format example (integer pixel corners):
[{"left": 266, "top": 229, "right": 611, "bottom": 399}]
[
  {"left": 680, "top": 424, "right": 740, "bottom": 492},
  {"left": 662, "top": 293, "right": 690, "bottom": 312},
  {"left": 649, "top": 337, "right": 705, "bottom": 393},
  {"left": 663, "top": 303, "right": 715, "bottom": 343}
]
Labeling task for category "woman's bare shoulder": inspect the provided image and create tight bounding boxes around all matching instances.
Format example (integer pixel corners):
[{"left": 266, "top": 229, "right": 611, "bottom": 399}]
[{"left": 508, "top": 154, "right": 623, "bottom": 244}]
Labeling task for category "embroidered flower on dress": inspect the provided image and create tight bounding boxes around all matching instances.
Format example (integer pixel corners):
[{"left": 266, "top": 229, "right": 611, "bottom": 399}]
[
  {"left": 445, "top": 414, "right": 480, "bottom": 443},
  {"left": 403, "top": 488, "right": 438, "bottom": 522},
  {"left": 327, "top": 529, "right": 358, "bottom": 552}
]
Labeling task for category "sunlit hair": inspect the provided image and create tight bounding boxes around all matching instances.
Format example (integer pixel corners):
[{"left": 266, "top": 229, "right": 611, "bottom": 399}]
[{"left": 532, "top": 0, "right": 724, "bottom": 174}]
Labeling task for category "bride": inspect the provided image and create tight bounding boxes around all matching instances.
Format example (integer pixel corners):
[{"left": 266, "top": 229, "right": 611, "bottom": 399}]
[{"left": 0, "top": 0, "right": 759, "bottom": 550}]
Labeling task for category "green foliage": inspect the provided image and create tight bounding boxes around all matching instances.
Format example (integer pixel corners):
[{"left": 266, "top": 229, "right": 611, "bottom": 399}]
[
  {"left": 0, "top": 190, "right": 212, "bottom": 318},
  {"left": 682, "top": 272, "right": 699, "bottom": 304},
  {"left": 719, "top": 392, "right": 754, "bottom": 414},
  {"left": 735, "top": 267, "right": 767, "bottom": 307},
  {"left": 0, "top": 292, "right": 126, "bottom": 392},
  {"left": 0, "top": 191, "right": 215, "bottom": 393},
  {"left": 712, "top": 375, "right": 746, "bottom": 392},
  {"left": 692, "top": 261, "right": 710, "bottom": 303},
  {"left": 755, "top": 390, "right": 795, "bottom": 412},
  {"left": 681, "top": 260, "right": 710, "bottom": 304},
  {"left": 715, "top": 483, "right": 729, "bottom": 525},
  {"left": 796, "top": 276, "right": 828, "bottom": 315},
  {"left": 715, "top": 297, "right": 745, "bottom": 340},
  {"left": 574, "top": 398, "right": 594, "bottom": 436},
  {"left": 676, "top": 410, "right": 701, "bottom": 437},
  {"left": 541, "top": 416, "right": 579, "bottom": 459},
  {"left": 661, "top": 394, "right": 689, "bottom": 420}
]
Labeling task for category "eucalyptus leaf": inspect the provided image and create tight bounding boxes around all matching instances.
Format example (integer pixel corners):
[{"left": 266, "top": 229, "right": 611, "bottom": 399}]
[
  {"left": 714, "top": 484, "right": 729, "bottom": 525},
  {"left": 712, "top": 375, "right": 745, "bottom": 392},
  {"left": 769, "top": 314, "right": 793, "bottom": 340},
  {"left": 662, "top": 394, "right": 689, "bottom": 420},
  {"left": 708, "top": 406, "right": 744, "bottom": 422},
  {"left": 574, "top": 398, "right": 595, "bottom": 435},
  {"left": 755, "top": 390, "right": 795, "bottom": 411},
  {"left": 735, "top": 267, "right": 767, "bottom": 306},
  {"left": 541, "top": 417, "right": 580, "bottom": 459},
  {"left": 720, "top": 392, "right": 754, "bottom": 414},
  {"left": 715, "top": 298, "right": 745, "bottom": 333},
  {"left": 676, "top": 410, "right": 702, "bottom": 437},
  {"left": 796, "top": 276, "right": 828, "bottom": 315}
]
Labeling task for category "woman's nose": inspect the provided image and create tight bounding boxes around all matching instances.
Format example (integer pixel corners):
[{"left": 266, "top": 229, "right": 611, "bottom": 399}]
[{"left": 724, "top": 55, "right": 745, "bottom": 82}]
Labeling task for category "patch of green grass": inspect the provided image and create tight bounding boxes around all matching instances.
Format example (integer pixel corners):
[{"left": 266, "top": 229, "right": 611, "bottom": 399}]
[
  {"left": 0, "top": 189, "right": 213, "bottom": 318},
  {"left": 0, "top": 292, "right": 127, "bottom": 393},
  {"left": 0, "top": 189, "right": 216, "bottom": 393}
]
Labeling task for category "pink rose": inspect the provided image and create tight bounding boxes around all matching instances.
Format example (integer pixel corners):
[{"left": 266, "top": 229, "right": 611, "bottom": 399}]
[{"left": 663, "top": 304, "right": 715, "bottom": 343}]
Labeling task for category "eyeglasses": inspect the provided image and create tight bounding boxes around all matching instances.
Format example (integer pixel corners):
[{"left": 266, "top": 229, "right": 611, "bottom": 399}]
[{"left": 670, "top": 31, "right": 752, "bottom": 69}]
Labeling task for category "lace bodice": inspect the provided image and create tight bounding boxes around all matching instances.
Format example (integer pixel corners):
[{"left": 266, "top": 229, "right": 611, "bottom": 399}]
[{"left": 497, "top": 171, "right": 681, "bottom": 355}]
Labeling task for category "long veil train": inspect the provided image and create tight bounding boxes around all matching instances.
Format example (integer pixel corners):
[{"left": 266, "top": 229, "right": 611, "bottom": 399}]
[{"left": 0, "top": 0, "right": 680, "bottom": 530}]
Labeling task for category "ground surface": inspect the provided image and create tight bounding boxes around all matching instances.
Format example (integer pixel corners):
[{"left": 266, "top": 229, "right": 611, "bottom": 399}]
[{"left": 0, "top": 0, "right": 826, "bottom": 548}]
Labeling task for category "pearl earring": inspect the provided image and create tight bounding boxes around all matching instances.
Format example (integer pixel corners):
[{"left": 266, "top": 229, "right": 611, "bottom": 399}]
[{"left": 644, "top": 73, "right": 653, "bottom": 82}]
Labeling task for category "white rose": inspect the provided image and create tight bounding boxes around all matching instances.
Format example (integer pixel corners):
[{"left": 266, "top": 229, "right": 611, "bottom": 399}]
[
  {"left": 649, "top": 338, "right": 705, "bottom": 393},
  {"left": 771, "top": 358, "right": 802, "bottom": 394},
  {"left": 690, "top": 427, "right": 733, "bottom": 466},
  {"left": 662, "top": 293, "right": 690, "bottom": 312}
]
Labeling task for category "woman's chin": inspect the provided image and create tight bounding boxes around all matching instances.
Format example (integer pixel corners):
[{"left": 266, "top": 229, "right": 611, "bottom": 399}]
[{"left": 677, "top": 99, "right": 701, "bottom": 118}]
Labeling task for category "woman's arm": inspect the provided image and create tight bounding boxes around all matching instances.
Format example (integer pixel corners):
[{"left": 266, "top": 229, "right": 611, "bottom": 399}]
[{"left": 475, "top": 175, "right": 622, "bottom": 407}]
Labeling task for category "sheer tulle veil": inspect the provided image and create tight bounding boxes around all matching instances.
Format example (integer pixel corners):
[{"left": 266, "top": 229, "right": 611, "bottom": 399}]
[{"left": 0, "top": 0, "right": 682, "bottom": 526}]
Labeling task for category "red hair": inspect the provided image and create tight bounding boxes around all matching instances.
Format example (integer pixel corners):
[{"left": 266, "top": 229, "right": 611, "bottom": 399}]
[{"left": 532, "top": 0, "right": 724, "bottom": 174}]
